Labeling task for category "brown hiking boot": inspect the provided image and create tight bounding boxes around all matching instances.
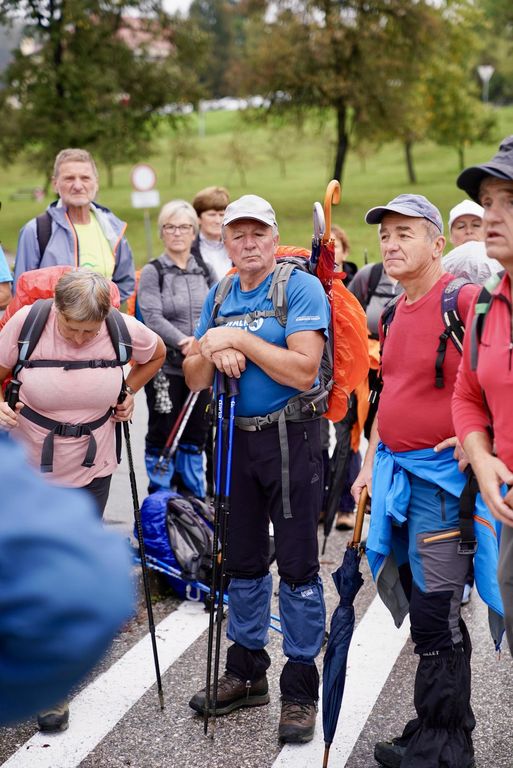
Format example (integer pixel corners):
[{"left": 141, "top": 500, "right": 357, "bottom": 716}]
[
  {"left": 189, "top": 672, "right": 269, "bottom": 716},
  {"left": 37, "top": 701, "right": 69, "bottom": 732},
  {"left": 278, "top": 700, "right": 317, "bottom": 743}
]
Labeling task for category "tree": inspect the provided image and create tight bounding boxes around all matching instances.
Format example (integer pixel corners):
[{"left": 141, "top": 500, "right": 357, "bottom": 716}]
[
  {"left": 237, "top": 0, "right": 442, "bottom": 182},
  {"left": 0, "top": 1, "right": 205, "bottom": 179}
]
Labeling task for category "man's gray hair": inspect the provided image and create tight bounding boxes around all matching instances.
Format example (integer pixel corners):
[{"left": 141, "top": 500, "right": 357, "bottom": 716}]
[
  {"left": 158, "top": 200, "right": 199, "bottom": 236},
  {"left": 53, "top": 149, "right": 99, "bottom": 180},
  {"left": 54, "top": 268, "right": 111, "bottom": 322}
]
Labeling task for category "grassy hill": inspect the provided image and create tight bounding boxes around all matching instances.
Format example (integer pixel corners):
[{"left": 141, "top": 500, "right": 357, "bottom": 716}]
[{"left": 1, "top": 106, "right": 512, "bottom": 269}]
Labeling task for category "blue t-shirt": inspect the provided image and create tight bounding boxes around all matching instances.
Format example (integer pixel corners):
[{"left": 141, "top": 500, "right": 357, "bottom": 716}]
[
  {"left": 0, "top": 246, "right": 12, "bottom": 283},
  {"left": 195, "top": 269, "right": 330, "bottom": 416}
]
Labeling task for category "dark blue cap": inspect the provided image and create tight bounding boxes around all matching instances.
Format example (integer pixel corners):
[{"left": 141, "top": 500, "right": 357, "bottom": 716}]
[
  {"left": 365, "top": 193, "right": 444, "bottom": 233},
  {"left": 457, "top": 136, "right": 513, "bottom": 203}
]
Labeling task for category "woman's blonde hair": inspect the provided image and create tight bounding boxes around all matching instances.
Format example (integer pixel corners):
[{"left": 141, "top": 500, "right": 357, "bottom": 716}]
[
  {"left": 54, "top": 268, "right": 112, "bottom": 322},
  {"left": 157, "top": 200, "right": 199, "bottom": 236}
]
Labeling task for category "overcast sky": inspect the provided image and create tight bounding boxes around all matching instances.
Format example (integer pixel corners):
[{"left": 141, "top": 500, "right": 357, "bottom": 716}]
[{"left": 163, "top": 0, "right": 192, "bottom": 15}]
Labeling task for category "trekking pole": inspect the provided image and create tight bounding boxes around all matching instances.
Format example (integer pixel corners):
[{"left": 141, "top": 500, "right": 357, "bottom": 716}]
[
  {"left": 155, "top": 390, "right": 200, "bottom": 473},
  {"left": 120, "top": 387, "right": 165, "bottom": 710},
  {"left": 210, "top": 376, "right": 238, "bottom": 737},
  {"left": 204, "top": 372, "right": 226, "bottom": 734}
]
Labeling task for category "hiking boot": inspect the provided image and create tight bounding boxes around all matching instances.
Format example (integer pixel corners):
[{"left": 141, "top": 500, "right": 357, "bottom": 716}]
[
  {"left": 278, "top": 700, "right": 317, "bottom": 743},
  {"left": 37, "top": 701, "right": 69, "bottom": 733},
  {"left": 189, "top": 672, "right": 269, "bottom": 715},
  {"left": 374, "top": 739, "right": 476, "bottom": 768},
  {"left": 335, "top": 510, "right": 355, "bottom": 531},
  {"left": 374, "top": 740, "right": 404, "bottom": 768}
]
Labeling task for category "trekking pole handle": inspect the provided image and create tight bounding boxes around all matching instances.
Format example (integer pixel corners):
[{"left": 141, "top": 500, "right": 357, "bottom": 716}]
[
  {"left": 227, "top": 377, "right": 239, "bottom": 397},
  {"left": 6, "top": 378, "right": 21, "bottom": 410}
]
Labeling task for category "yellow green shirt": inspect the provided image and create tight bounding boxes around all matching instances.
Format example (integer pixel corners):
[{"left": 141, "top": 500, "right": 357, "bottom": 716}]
[{"left": 74, "top": 215, "right": 115, "bottom": 278}]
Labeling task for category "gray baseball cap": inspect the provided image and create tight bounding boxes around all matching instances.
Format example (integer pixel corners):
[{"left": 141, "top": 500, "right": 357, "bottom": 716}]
[
  {"left": 365, "top": 193, "right": 444, "bottom": 233},
  {"left": 223, "top": 194, "right": 277, "bottom": 228},
  {"left": 457, "top": 135, "right": 513, "bottom": 203}
]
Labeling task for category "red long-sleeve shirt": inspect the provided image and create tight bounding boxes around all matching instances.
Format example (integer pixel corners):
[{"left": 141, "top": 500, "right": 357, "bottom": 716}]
[
  {"left": 378, "top": 273, "right": 478, "bottom": 452},
  {"left": 453, "top": 272, "right": 513, "bottom": 471}
]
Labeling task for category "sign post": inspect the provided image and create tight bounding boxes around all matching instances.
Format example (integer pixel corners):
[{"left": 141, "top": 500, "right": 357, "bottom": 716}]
[{"left": 130, "top": 164, "right": 160, "bottom": 262}]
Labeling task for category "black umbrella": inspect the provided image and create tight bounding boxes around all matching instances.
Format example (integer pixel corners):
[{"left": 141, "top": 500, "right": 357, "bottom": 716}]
[{"left": 322, "top": 487, "right": 368, "bottom": 768}]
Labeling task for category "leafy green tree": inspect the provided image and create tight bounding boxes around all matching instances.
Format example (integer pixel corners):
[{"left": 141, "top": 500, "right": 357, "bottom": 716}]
[
  {"left": 238, "top": 0, "right": 442, "bottom": 182},
  {"left": 0, "top": 1, "right": 205, "bottom": 180}
]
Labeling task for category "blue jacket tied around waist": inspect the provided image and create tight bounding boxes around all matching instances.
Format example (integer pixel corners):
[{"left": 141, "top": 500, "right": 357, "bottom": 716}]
[{"left": 367, "top": 443, "right": 503, "bottom": 633}]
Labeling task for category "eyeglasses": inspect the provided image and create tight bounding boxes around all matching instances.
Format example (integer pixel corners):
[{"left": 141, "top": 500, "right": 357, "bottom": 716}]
[{"left": 162, "top": 224, "right": 193, "bottom": 234}]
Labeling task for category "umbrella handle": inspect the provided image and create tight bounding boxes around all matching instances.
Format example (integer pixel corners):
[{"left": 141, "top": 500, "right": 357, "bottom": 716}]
[
  {"left": 322, "top": 180, "right": 341, "bottom": 244},
  {"left": 350, "top": 486, "right": 368, "bottom": 547}
]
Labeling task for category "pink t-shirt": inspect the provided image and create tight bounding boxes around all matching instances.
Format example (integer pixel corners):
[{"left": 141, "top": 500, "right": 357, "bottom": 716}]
[{"left": 0, "top": 305, "right": 158, "bottom": 486}]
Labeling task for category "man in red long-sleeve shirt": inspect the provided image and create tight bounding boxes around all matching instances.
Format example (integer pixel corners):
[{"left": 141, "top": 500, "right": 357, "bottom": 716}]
[{"left": 453, "top": 135, "right": 513, "bottom": 655}]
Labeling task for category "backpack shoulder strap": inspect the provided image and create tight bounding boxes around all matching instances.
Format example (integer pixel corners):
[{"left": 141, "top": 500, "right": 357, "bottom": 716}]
[
  {"left": 469, "top": 271, "right": 504, "bottom": 371},
  {"left": 434, "top": 277, "right": 470, "bottom": 388},
  {"left": 213, "top": 274, "right": 235, "bottom": 322},
  {"left": 35, "top": 212, "right": 53, "bottom": 263},
  {"left": 14, "top": 299, "right": 53, "bottom": 377},
  {"left": 380, "top": 293, "right": 401, "bottom": 338},
  {"left": 105, "top": 308, "right": 133, "bottom": 365},
  {"left": 267, "top": 259, "right": 307, "bottom": 327},
  {"left": 148, "top": 258, "right": 165, "bottom": 292},
  {"left": 191, "top": 249, "right": 210, "bottom": 282},
  {"left": 366, "top": 263, "right": 383, "bottom": 306},
  {"left": 441, "top": 277, "right": 469, "bottom": 351}
]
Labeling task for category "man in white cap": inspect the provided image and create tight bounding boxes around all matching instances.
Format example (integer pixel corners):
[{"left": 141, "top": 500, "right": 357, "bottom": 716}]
[{"left": 184, "top": 194, "right": 330, "bottom": 744}]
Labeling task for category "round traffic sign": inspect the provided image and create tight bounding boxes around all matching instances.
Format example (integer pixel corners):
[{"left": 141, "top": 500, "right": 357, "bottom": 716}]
[{"left": 130, "top": 164, "right": 157, "bottom": 192}]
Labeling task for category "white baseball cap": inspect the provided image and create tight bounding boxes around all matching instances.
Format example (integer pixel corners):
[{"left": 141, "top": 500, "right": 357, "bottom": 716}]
[
  {"left": 448, "top": 200, "right": 484, "bottom": 230},
  {"left": 223, "top": 195, "right": 277, "bottom": 228}
]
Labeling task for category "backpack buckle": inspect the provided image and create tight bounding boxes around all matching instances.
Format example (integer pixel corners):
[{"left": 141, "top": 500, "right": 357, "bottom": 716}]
[{"left": 458, "top": 540, "right": 477, "bottom": 556}]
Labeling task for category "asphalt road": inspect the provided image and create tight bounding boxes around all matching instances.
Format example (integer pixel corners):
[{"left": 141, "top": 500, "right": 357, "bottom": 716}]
[{"left": 2, "top": 392, "right": 512, "bottom": 768}]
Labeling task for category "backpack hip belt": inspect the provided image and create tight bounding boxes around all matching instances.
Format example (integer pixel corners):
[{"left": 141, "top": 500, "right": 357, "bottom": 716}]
[
  {"left": 20, "top": 405, "right": 114, "bottom": 473},
  {"left": 234, "top": 384, "right": 327, "bottom": 520}
]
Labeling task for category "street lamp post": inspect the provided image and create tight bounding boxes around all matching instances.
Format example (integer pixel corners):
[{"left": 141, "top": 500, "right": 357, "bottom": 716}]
[{"left": 477, "top": 65, "right": 495, "bottom": 103}]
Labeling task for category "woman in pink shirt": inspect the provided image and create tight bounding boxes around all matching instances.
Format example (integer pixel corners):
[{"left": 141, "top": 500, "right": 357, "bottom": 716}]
[{"left": 0, "top": 269, "right": 165, "bottom": 514}]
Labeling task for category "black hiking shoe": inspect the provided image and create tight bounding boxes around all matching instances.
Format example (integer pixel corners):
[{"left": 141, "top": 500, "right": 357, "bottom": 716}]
[
  {"left": 189, "top": 672, "right": 269, "bottom": 715},
  {"left": 374, "top": 739, "right": 476, "bottom": 767},
  {"left": 37, "top": 701, "right": 69, "bottom": 733},
  {"left": 278, "top": 700, "right": 317, "bottom": 744}
]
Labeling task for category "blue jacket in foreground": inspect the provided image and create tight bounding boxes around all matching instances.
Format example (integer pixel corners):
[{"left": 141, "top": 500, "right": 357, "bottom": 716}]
[
  {"left": 14, "top": 200, "right": 136, "bottom": 301},
  {"left": 0, "top": 434, "right": 134, "bottom": 725},
  {"left": 367, "top": 443, "right": 503, "bottom": 630}
]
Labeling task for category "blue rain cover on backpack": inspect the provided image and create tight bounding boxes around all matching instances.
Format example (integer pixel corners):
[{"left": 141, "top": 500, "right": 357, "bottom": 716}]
[{"left": 138, "top": 489, "right": 213, "bottom": 601}]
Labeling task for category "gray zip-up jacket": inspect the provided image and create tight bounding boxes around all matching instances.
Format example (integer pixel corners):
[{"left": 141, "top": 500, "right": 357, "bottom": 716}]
[
  {"left": 138, "top": 252, "right": 216, "bottom": 375},
  {"left": 14, "top": 200, "right": 135, "bottom": 302}
]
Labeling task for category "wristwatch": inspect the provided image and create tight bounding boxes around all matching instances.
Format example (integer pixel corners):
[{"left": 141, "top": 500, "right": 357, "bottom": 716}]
[{"left": 125, "top": 384, "right": 136, "bottom": 396}]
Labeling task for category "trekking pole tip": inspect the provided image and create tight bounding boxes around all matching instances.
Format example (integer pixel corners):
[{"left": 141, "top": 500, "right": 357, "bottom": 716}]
[
  {"left": 158, "top": 689, "right": 165, "bottom": 710},
  {"left": 321, "top": 535, "right": 328, "bottom": 556}
]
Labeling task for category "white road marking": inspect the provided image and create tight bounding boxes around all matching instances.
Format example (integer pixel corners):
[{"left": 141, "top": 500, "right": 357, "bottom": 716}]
[
  {"left": 271, "top": 595, "right": 411, "bottom": 768},
  {"left": 2, "top": 602, "right": 209, "bottom": 768}
]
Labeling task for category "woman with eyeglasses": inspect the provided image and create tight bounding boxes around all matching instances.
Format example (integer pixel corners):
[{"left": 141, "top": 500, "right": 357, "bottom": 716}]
[{"left": 137, "top": 200, "right": 216, "bottom": 497}]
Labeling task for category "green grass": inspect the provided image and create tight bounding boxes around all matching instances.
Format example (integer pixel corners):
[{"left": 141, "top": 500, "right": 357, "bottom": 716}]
[{"left": 1, "top": 105, "right": 512, "bottom": 269}]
